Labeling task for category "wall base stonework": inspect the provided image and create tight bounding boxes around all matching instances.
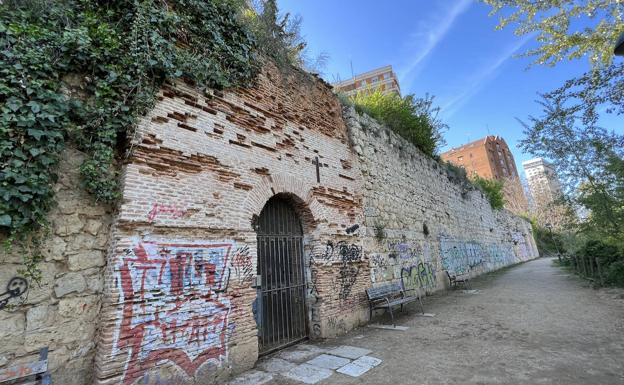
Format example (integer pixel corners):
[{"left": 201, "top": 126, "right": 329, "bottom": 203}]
[{"left": 0, "top": 148, "right": 111, "bottom": 385}]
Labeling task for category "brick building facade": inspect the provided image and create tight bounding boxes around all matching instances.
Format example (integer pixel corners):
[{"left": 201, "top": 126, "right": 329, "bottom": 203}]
[{"left": 441, "top": 136, "right": 528, "bottom": 213}]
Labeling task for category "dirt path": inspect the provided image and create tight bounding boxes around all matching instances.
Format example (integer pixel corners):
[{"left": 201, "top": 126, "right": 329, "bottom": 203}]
[{"left": 259, "top": 257, "right": 624, "bottom": 385}]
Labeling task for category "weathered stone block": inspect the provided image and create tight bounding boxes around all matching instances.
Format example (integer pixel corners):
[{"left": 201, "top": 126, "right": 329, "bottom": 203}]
[
  {"left": 26, "top": 305, "right": 54, "bottom": 331},
  {"left": 0, "top": 312, "right": 26, "bottom": 337},
  {"left": 54, "top": 272, "right": 86, "bottom": 298},
  {"left": 84, "top": 220, "right": 102, "bottom": 236},
  {"left": 67, "top": 250, "right": 104, "bottom": 271},
  {"left": 58, "top": 296, "right": 98, "bottom": 320},
  {"left": 41, "top": 237, "right": 67, "bottom": 262},
  {"left": 55, "top": 214, "right": 84, "bottom": 236}
]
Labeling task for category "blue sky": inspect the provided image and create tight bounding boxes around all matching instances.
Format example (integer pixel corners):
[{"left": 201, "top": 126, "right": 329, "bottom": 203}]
[{"left": 278, "top": 0, "right": 621, "bottom": 179}]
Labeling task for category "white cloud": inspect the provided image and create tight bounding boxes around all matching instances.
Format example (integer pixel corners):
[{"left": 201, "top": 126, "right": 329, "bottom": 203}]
[
  {"left": 441, "top": 34, "right": 534, "bottom": 118},
  {"left": 398, "top": 0, "right": 472, "bottom": 87}
]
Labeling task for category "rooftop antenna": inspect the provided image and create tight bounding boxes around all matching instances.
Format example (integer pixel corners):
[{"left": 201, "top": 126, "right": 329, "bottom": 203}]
[
  {"left": 486, "top": 124, "right": 490, "bottom": 135},
  {"left": 350, "top": 60, "right": 355, "bottom": 81}
]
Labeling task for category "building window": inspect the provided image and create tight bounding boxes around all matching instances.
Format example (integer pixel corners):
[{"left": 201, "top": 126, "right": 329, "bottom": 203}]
[
  {"left": 371, "top": 76, "right": 379, "bottom": 83},
  {"left": 458, "top": 156, "right": 464, "bottom": 161}
]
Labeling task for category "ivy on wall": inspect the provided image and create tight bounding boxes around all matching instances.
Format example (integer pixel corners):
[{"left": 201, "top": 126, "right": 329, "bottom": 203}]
[{"left": 0, "top": 0, "right": 259, "bottom": 277}]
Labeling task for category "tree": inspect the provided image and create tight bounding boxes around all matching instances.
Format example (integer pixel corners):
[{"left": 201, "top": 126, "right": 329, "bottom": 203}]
[
  {"left": 243, "top": 0, "right": 328, "bottom": 73},
  {"left": 519, "top": 90, "right": 624, "bottom": 240},
  {"left": 483, "top": 0, "right": 624, "bottom": 67}
]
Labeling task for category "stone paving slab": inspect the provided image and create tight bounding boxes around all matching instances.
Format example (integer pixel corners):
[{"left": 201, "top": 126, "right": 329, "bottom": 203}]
[
  {"left": 257, "top": 357, "right": 297, "bottom": 373},
  {"left": 306, "top": 354, "right": 351, "bottom": 370},
  {"left": 352, "top": 355, "right": 382, "bottom": 368},
  {"left": 282, "top": 363, "right": 333, "bottom": 384},
  {"left": 277, "top": 348, "right": 321, "bottom": 362},
  {"left": 228, "top": 370, "right": 273, "bottom": 385},
  {"left": 327, "top": 345, "right": 372, "bottom": 359},
  {"left": 336, "top": 361, "right": 372, "bottom": 377}
]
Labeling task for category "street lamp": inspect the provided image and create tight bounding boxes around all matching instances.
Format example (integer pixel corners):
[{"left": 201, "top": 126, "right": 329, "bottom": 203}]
[{"left": 615, "top": 32, "right": 624, "bottom": 56}]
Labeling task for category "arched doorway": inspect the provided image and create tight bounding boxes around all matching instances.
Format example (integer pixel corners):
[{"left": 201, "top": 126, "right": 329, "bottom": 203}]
[{"left": 256, "top": 196, "right": 308, "bottom": 354}]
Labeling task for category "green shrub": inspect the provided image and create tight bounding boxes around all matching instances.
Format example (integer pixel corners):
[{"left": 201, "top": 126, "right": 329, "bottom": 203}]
[
  {"left": 472, "top": 176, "right": 505, "bottom": 210},
  {"left": 605, "top": 260, "right": 624, "bottom": 287},
  {"left": 351, "top": 90, "right": 446, "bottom": 157},
  {"left": 574, "top": 239, "right": 624, "bottom": 287},
  {"left": 577, "top": 240, "right": 621, "bottom": 265}
]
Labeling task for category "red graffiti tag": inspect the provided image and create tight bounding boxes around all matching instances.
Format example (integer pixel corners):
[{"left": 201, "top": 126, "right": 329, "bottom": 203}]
[
  {"left": 114, "top": 240, "right": 233, "bottom": 385},
  {"left": 147, "top": 203, "right": 188, "bottom": 222}
]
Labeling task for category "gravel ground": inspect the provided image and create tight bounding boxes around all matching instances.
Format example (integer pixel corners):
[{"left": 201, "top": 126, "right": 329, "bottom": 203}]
[{"left": 262, "top": 257, "right": 624, "bottom": 385}]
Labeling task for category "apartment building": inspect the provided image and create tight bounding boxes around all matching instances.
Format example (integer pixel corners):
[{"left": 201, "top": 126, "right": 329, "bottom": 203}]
[
  {"left": 441, "top": 135, "right": 528, "bottom": 212},
  {"left": 522, "top": 158, "right": 562, "bottom": 204},
  {"left": 332, "top": 65, "right": 401, "bottom": 96}
]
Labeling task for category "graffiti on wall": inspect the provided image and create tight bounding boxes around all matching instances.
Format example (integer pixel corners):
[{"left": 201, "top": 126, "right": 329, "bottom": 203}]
[
  {"left": 333, "top": 262, "right": 360, "bottom": 301},
  {"left": 512, "top": 232, "right": 531, "bottom": 261},
  {"left": 370, "top": 241, "right": 438, "bottom": 290},
  {"left": 0, "top": 277, "right": 28, "bottom": 311},
  {"left": 439, "top": 238, "right": 485, "bottom": 274},
  {"left": 400, "top": 261, "right": 436, "bottom": 292},
  {"left": 440, "top": 237, "right": 524, "bottom": 274},
  {"left": 308, "top": 240, "right": 362, "bottom": 303},
  {"left": 147, "top": 203, "right": 188, "bottom": 222},
  {"left": 231, "top": 246, "right": 254, "bottom": 285},
  {"left": 112, "top": 239, "right": 234, "bottom": 385},
  {"left": 312, "top": 241, "right": 363, "bottom": 264}
]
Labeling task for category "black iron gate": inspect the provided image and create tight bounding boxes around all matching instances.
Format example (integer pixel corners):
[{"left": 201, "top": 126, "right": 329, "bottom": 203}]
[{"left": 256, "top": 197, "right": 308, "bottom": 354}]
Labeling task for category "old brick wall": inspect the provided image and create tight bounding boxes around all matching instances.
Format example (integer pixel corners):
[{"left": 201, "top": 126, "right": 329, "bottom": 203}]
[
  {"left": 0, "top": 148, "right": 112, "bottom": 385},
  {"left": 344, "top": 107, "right": 539, "bottom": 298},
  {"left": 94, "top": 64, "right": 368, "bottom": 385}
]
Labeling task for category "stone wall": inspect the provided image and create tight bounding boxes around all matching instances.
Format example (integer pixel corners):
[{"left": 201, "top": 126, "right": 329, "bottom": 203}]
[
  {"left": 1, "top": 63, "right": 539, "bottom": 385},
  {"left": 0, "top": 148, "right": 112, "bottom": 384},
  {"left": 344, "top": 107, "right": 539, "bottom": 297},
  {"left": 94, "top": 64, "right": 369, "bottom": 385}
]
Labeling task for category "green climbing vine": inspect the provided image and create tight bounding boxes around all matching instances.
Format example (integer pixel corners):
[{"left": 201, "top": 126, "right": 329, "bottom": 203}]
[{"left": 0, "top": 0, "right": 259, "bottom": 278}]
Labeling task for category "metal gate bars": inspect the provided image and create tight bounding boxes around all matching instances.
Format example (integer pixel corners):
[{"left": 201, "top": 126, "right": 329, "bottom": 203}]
[{"left": 256, "top": 197, "right": 308, "bottom": 354}]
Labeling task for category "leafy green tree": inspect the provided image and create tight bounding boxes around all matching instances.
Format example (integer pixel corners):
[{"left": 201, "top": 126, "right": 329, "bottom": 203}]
[
  {"left": 520, "top": 90, "right": 624, "bottom": 240},
  {"left": 242, "top": 0, "right": 327, "bottom": 73},
  {"left": 350, "top": 90, "right": 447, "bottom": 156},
  {"left": 483, "top": 0, "right": 624, "bottom": 66}
]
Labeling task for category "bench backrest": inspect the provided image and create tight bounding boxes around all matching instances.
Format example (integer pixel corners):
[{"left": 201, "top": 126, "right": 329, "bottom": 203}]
[{"left": 366, "top": 282, "right": 403, "bottom": 300}]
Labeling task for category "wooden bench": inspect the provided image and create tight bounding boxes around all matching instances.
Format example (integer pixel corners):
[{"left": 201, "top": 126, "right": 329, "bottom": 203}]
[
  {"left": 445, "top": 271, "right": 471, "bottom": 290},
  {"left": 366, "top": 282, "right": 423, "bottom": 326},
  {"left": 0, "top": 348, "right": 51, "bottom": 385}
]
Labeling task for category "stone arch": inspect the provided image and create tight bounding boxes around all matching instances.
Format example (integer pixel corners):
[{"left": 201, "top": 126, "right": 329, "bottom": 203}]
[{"left": 239, "top": 173, "right": 332, "bottom": 234}]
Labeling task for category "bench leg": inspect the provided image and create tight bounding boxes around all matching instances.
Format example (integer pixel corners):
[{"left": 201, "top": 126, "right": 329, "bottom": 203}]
[
  {"left": 418, "top": 295, "right": 424, "bottom": 314},
  {"left": 369, "top": 304, "right": 373, "bottom": 321},
  {"left": 388, "top": 306, "right": 395, "bottom": 327}
]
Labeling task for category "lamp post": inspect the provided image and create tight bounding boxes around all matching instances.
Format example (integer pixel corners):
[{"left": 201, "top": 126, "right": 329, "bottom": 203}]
[{"left": 615, "top": 32, "right": 624, "bottom": 56}]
